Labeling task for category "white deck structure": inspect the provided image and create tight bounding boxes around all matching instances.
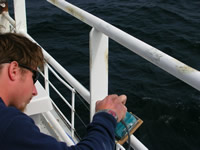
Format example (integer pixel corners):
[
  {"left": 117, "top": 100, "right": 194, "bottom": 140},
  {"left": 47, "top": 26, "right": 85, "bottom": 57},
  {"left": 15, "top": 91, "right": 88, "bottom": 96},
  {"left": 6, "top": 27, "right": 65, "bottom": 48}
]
[{"left": 1, "top": 0, "right": 200, "bottom": 149}]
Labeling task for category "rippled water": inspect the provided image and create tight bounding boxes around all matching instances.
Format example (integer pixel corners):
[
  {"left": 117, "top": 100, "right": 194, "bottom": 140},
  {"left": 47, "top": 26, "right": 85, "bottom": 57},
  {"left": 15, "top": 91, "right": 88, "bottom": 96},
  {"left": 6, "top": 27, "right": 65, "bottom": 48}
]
[{"left": 9, "top": 0, "right": 200, "bottom": 149}]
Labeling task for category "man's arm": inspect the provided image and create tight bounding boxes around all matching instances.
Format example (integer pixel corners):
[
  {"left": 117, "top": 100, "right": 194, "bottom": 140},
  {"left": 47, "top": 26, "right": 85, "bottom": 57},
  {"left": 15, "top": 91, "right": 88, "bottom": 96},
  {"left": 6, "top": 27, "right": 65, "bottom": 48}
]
[{"left": 2, "top": 95, "right": 127, "bottom": 150}]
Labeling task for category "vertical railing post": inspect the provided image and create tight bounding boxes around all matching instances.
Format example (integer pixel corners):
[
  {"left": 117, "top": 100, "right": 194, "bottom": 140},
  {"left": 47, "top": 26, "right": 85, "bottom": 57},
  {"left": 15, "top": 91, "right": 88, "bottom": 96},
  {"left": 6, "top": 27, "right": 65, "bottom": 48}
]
[
  {"left": 44, "top": 63, "right": 50, "bottom": 95},
  {"left": 13, "top": 0, "right": 27, "bottom": 33},
  {"left": 89, "top": 28, "right": 109, "bottom": 121},
  {"left": 0, "top": 1, "right": 10, "bottom": 33},
  {"left": 71, "top": 89, "right": 75, "bottom": 138}
]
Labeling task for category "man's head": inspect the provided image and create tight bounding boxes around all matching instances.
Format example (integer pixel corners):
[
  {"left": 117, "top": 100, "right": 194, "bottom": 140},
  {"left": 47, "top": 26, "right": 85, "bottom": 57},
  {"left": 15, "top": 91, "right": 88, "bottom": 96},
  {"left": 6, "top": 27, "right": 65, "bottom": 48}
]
[
  {"left": 0, "top": 33, "right": 44, "bottom": 71},
  {"left": 0, "top": 33, "right": 44, "bottom": 111}
]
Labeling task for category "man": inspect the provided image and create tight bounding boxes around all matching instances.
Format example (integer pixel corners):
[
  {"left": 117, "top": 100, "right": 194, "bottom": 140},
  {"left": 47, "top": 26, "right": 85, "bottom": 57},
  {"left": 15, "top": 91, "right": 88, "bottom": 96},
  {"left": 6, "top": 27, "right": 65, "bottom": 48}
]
[{"left": 0, "top": 33, "right": 127, "bottom": 150}]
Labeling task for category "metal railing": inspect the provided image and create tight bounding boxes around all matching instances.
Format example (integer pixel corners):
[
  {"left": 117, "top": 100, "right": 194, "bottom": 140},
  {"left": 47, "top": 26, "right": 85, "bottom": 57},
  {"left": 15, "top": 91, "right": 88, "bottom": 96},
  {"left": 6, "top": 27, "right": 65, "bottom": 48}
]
[
  {"left": 46, "top": 0, "right": 200, "bottom": 149},
  {"left": 2, "top": 0, "right": 200, "bottom": 149},
  {"left": 47, "top": 0, "right": 200, "bottom": 93},
  {"left": 25, "top": 33, "right": 86, "bottom": 145},
  {"left": 39, "top": 64, "right": 76, "bottom": 138}
]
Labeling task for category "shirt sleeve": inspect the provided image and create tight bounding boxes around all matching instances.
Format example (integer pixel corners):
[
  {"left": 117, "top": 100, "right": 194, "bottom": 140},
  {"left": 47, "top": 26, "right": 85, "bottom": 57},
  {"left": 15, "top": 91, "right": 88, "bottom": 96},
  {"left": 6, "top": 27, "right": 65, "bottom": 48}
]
[{"left": 2, "top": 112, "right": 117, "bottom": 150}]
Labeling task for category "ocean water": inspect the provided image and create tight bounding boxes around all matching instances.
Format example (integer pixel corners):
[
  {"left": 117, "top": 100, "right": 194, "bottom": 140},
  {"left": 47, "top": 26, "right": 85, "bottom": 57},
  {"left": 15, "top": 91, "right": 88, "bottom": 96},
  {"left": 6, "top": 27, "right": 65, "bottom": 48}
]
[{"left": 9, "top": 0, "right": 200, "bottom": 149}]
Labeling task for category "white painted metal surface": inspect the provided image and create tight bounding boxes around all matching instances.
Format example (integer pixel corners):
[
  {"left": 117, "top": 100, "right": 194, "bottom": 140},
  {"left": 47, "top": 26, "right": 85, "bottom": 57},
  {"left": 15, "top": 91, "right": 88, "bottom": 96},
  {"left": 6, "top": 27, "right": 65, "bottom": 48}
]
[
  {"left": 43, "top": 111, "right": 75, "bottom": 146},
  {"left": 89, "top": 28, "right": 109, "bottom": 119},
  {"left": 0, "top": 2, "right": 10, "bottom": 33},
  {"left": 116, "top": 143, "right": 126, "bottom": 150},
  {"left": 130, "top": 135, "right": 148, "bottom": 150},
  {"left": 44, "top": 63, "right": 50, "bottom": 95},
  {"left": 2, "top": 11, "right": 15, "bottom": 29},
  {"left": 71, "top": 90, "right": 75, "bottom": 138},
  {"left": 13, "top": 0, "right": 27, "bottom": 33},
  {"left": 24, "top": 81, "right": 53, "bottom": 116}
]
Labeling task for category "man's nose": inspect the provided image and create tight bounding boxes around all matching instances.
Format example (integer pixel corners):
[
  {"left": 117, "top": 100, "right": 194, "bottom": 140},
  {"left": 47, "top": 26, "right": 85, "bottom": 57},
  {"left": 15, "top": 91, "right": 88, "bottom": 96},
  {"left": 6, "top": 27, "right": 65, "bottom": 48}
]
[{"left": 32, "top": 84, "right": 38, "bottom": 96}]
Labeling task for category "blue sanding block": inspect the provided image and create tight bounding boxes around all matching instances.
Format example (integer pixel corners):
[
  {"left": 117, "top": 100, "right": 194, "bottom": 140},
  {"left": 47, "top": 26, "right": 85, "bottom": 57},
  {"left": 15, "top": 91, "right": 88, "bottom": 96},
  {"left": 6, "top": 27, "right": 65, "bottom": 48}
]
[{"left": 115, "top": 112, "right": 143, "bottom": 144}]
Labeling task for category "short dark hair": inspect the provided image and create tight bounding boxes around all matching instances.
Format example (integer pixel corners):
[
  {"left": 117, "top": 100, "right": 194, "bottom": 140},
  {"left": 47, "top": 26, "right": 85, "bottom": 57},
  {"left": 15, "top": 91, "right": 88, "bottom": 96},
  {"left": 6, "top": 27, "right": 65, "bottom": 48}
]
[{"left": 0, "top": 33, "right": 44, "bottom": 70}]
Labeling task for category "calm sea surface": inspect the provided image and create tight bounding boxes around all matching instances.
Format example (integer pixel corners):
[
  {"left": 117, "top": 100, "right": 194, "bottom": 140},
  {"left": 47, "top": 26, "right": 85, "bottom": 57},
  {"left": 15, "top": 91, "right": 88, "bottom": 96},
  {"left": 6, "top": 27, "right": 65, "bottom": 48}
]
[{"left": 10, "top": 0, "right": 200, "bottom": 149}]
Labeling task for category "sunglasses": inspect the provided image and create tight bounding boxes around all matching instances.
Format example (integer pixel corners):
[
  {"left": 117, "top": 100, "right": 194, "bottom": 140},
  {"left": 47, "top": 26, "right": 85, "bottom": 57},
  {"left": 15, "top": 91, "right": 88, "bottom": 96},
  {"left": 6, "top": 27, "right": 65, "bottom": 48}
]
[
  {"left": 0, "top": 61, "right": 40, "bottom": 84},
  {"left": 19, "top": 64, "right": 40, "bottom": 84}
]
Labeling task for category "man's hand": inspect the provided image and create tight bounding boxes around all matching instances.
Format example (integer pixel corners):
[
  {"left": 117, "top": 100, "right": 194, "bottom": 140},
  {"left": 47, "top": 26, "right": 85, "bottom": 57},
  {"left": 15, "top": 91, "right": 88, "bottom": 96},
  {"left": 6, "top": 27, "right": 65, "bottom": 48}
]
[{"left": 95, "top": 94, "right": 127, "bottom": 122}]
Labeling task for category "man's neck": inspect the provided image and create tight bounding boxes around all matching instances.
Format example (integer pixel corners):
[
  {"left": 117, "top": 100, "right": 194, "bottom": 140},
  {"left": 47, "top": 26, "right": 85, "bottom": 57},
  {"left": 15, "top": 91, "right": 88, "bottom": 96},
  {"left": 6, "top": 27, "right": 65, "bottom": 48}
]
[{"left": 0, "top": 95, "right": 9, "bottom": 106}]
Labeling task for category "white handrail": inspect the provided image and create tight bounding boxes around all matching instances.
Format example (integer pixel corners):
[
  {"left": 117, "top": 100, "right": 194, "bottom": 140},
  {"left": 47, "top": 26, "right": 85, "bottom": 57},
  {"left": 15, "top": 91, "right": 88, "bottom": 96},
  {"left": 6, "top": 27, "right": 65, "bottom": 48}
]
[
  {"left": 130, "top": 135, "right": 148, "bottom": 150},
  {"left": 47, "top": 0, "right": 200, "bottom": 92}
]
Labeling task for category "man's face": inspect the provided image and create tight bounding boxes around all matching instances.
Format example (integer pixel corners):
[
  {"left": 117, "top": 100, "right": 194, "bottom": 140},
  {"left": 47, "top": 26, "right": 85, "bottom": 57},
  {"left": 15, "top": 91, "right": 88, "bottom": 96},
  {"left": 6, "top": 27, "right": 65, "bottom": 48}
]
[{"left": 10, "top": 69, "right": 38, "bottom": 111}]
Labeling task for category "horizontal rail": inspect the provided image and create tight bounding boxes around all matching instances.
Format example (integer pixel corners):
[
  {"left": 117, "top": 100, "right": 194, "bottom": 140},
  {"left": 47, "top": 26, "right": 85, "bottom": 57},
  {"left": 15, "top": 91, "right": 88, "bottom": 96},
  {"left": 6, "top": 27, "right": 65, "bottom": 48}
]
[
  {"left": 39, "top": 69, "right": 73, "bottom": 109},
  {"left": 48, "top": 0, "right": 200, "bottom": 92},
  {"left": 130, "top": 135, "right": 148, "bottom": 150},
  {"left": 47, "top": 64, "right": 75, "bottom": 92},
  {"left": 51, "top": 100, "right": 72, "bottom": 128},
  {"left": 116, "top": 143, "right": 126, "bottom": 150}
]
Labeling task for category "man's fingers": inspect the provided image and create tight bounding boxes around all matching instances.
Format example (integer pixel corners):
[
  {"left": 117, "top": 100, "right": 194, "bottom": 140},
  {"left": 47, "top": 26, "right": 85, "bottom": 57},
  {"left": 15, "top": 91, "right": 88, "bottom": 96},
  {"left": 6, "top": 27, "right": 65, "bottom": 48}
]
[
  {"left": 119, "top": 94, "right": 127, "bottom": 105},
  {"left": 96, "top": 100, "right": 101, "bottom": 105},
  {"left": 109, "top": 94, "right": 118, "bottom": 101},
  {"left": 95, "top": 94, "right": 128, "bottom": 121}
]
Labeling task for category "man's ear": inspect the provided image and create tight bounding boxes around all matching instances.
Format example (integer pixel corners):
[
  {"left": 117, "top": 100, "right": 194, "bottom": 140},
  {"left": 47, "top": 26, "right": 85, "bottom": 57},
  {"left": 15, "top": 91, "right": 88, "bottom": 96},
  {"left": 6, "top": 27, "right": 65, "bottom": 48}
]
[{"left": 8, "top": 61, "right": 19, "bottom": 81}]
